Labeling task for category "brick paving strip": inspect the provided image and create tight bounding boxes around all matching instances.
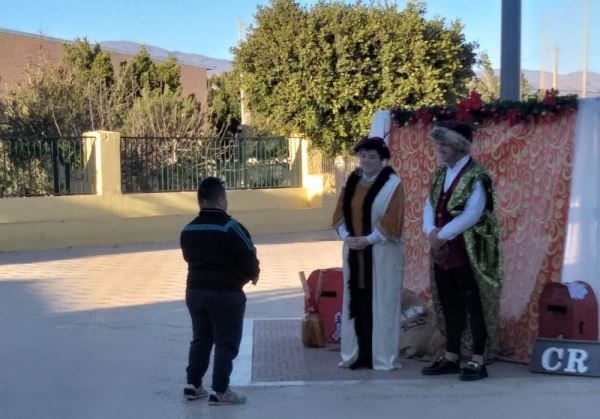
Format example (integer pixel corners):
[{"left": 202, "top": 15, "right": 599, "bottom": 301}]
[
  {"left": 252, "top": 319, "right": 415, "bottom": 382},
  {"left": 249, "top": 318, "right": 530, "bottom": 384}
]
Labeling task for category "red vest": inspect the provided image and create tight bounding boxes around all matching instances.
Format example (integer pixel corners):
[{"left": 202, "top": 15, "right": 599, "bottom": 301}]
[{"left": 434, "top": 161, "right": 471, "bottom": 270}]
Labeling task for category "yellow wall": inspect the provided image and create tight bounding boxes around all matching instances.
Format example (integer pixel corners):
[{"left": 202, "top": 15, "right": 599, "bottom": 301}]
[
  {"left": 0, "top": 132, "right": 336, "bottom": 252},
  {"left": 0, "top": 190, "right": 337, "bottom": 252}
]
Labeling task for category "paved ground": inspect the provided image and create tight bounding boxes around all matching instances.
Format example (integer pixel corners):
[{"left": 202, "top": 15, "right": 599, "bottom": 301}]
[
  {"left": 1, "top": 230, "right": 598, "bottom": 419},
  {"left": 251, "top": 319, "right": 532, "bottom": 383}
]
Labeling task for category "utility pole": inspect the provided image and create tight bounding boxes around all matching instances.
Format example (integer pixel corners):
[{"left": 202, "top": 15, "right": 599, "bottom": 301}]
[
  {"left": 582, "top": 0, "right": 590, "bottom": 98},
  {"left": 539, "top": 15, "right": 546, "bottom": 92},
  {"left": 500, "top": 0, "right": 521, "bottom": 101},
  {"left": 552, "top": 46, "right": 559, "bottom": 90},
  {"left": 237, "top": 17, "right": 251, "bottom": 137},
  {"left": 540, "top": 41, "right": 546, "bottom": 92},
  {"left": 238, "top": 17, "right": 247, "bottom": 125}
]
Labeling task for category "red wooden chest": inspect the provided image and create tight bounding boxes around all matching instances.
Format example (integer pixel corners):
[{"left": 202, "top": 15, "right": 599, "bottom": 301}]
[
  {"left": 304, "top": 268, "right": 344, "bottom": 343},
  {"left": 538, "top": 281, "right": 598, "bottom": 340}
]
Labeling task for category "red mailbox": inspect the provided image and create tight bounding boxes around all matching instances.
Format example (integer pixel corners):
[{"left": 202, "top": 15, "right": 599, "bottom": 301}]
[
  {"left": 305, "top": 268, "right": 344, "bottom": 343},
  {"left": 538, "top": 281, "right": 598, "bottom": 340}
]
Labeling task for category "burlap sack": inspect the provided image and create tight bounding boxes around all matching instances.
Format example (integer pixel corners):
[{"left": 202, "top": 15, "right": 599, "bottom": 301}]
[
  {"left": 302, "top": 312, "right": 326, "bottom": 348},
  {"left": 399, "top": 288, "right": 445, "bottom": 361},
  {"left": 299, "top": 270, "right": 326, "bottom": 348}
]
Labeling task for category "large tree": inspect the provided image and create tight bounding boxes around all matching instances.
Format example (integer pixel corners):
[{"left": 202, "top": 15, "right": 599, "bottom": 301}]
[
  {"left": 467, "top": 52, "right": 499, "bottom": 102},
  {"left": 234, "top": 0, "right": 477, "bottom": 155},
  {"left": 4, "top": 56, "right": 92, "bottom": 137},
  {"left": 2, "top": 39, "right": 203, "bottom": 138},
  {"left": 0, "top": 39, "right": 216, "bottom": 196},
  {"left": 63, "top": 38, "right": 114, "bottom": 85},
  {"left": 117, "top": 47, "right": 181, "bottom": 99},
  {"left": 468, "top": 51, "right": 534, "bottom": 102},
  {"left": 123, "top": 86, "right": 204, "bottom": 137},
  {"left": 207, "top": 71, "right": 242, "bottom": 137},
  {"left": 4, "top": 38, "right": 120, "bottom": 137}
]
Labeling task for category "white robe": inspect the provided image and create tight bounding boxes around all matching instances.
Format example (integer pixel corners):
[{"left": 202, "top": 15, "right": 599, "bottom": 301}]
[{"left": 338, "top": 174, "right": 405, "bottom": 371}]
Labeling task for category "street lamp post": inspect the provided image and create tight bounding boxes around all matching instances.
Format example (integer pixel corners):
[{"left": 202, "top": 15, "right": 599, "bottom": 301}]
[{"left": 500, "top": 0, "right": 521, "bottom": 101}]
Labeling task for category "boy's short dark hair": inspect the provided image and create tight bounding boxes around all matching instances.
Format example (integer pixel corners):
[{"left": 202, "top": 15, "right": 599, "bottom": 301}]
[{"left": 198, "top": 177, "right": 226, "bottom": 206}]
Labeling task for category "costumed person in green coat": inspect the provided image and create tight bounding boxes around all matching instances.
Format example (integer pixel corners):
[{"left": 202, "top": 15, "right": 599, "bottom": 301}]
[{"left": 421, "top": 121, "right": 503, "bottom": 381}]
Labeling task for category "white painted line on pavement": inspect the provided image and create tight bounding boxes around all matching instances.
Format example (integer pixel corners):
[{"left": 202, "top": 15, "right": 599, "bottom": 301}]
[{"left": 230, "top": 319, "right": 253, "bottom": 386}]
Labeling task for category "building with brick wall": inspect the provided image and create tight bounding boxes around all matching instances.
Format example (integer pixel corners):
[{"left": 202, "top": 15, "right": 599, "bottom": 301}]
[{"left": 0, "top": 28, "right": 208, "bottom": 109}]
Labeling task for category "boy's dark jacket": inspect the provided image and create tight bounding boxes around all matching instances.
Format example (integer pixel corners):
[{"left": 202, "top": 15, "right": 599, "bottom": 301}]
[{"left": 180, "top": 208, "right": 259, "bottom": 291}]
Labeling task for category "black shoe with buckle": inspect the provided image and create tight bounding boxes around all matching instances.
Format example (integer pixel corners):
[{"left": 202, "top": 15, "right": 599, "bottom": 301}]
[
  {"left": 459, "top": 361, "right": 488, "bottom": 381},
  {"left": 421, "top": 357, "right": 460, "bottom": 375}
]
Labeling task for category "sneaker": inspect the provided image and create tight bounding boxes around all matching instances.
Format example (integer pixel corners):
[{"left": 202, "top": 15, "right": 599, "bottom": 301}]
[
  {"left": 183, "top": 385, "right": 208, "bottom": 400},
  {"left": 459, "top": 361, "right": 488, "bottom": 381},
  {"left": 208, "top": 388, "right": 247, "bottom": 405},
  {"left": 421, "top": 357, "right": 461, "bottom": 376}
]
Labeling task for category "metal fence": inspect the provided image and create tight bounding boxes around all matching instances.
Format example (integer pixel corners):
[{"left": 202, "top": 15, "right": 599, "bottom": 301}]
[
  {"left": 0, "top": 136, "right": 95, "bottom": 197},
  {"left": 120, "top": 136, "right": 302, "bottom": 193},
  {"left": 307, "top": 148, "right": 358, "bottom": 194},
  {"left": 307, "top": 149, "right": 358, "bottom": 177}
]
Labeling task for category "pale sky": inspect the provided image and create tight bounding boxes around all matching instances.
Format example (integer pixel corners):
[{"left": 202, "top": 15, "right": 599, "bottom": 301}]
[{"left": 1, "top": 0, "right": 598, "bottom": 73}]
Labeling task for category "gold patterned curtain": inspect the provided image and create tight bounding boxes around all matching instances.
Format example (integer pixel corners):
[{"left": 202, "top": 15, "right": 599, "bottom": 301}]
[{"left": 389, "top": 114, "right": 576, "bottom": 361}]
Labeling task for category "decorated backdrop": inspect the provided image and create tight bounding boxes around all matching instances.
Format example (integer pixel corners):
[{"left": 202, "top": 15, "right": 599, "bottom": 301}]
[{"left": 388, "top": 112, "right": 577, "bottom": 361}]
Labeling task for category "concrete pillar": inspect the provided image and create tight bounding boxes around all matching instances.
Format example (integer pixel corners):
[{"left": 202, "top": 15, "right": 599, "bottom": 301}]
[
  {"left": 334, "top": 156, "right": 346, "bottom": 194},
  {"left": 287, "top": 136, "right": 303, "bottom": 186},
  {"left": 83, "top": 131, "right": 121, "bottom": 196},
  {"left": 300, "top": 139, "right": 309, "bottom": 188},
  {"left": 83, "top": 135, "right": 97, "bottom": 194}
]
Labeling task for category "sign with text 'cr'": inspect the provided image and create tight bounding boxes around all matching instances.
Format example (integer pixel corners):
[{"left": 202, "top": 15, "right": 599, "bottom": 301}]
[{"left": 530, "top": 338, "right": 600, "bottom": 378}]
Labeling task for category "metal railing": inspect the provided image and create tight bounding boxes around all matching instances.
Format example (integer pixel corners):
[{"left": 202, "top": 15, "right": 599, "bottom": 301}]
[
  {"left": 307, "top": 148, "right": 359, "bottom": 193},
  {"left": 307, "top": 149, "right": 358, "bottom": 177},
  {"left": 0, "top": 136, "right": 95, "bottom": 197},
  {"left": 120, "top": 136, "right": 302, "bottom": 193}
]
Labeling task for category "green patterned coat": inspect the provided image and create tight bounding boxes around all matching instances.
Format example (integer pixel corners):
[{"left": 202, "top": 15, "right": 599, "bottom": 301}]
[{"left": 429, "top": 159, "right": 504, "bottom": 357}]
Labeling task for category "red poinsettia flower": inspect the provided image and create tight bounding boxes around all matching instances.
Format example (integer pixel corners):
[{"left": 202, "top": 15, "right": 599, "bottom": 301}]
[
  {"left": 456, "top": 109, "right": 473, "bottom": 123},
  {"left": 543, "top": 89, "right": 558, "bottom": 106},
  {"left": 507, "top": 108, "right": 521, "bottom": 126},
  {"left": 415, "top": 107, "right": 433, "bottom": 125},
  {"left": 469, "top": 91, "right": 483, "bottom": 106},
  {"left": 457, "top": 91, "right": 483, "bottom": 112}
]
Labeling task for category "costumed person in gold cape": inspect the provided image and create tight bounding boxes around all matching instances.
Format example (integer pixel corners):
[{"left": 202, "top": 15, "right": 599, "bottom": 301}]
[
  {"left": 332, "top": 136, "right": 405, "bottom": 370},
  {"left": 421, "top": 121, "right": 503, "bottom": 381}
]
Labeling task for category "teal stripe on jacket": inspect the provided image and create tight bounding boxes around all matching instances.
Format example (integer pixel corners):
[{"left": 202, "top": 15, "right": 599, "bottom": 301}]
[{"left": 183, "top": 220, "right": 254, "bottom": 250}]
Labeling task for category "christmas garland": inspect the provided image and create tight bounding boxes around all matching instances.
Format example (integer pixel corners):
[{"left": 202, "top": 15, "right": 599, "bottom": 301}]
[{"left": 391, "top": 90, "right": 578, "bottom": 127}]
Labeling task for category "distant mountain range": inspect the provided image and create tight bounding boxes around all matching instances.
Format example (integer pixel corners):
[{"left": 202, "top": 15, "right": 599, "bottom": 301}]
[
  {"left": 3, "top": 27, "right": 598, "bottom": 92},
  {"left": 99, "top": 41, "right": 232, "bottom": 76},
  {"left": 103, "top": 41, "right": 599, "bottom": 96},
  {"left": 520, "top": 69, "right": 600, "bottom": 97},
  {"left": 481, "top": 69, "right": 600, "bottom": 98}
]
